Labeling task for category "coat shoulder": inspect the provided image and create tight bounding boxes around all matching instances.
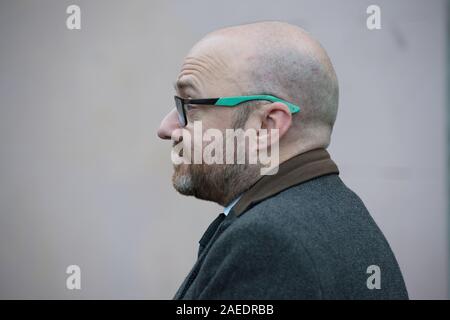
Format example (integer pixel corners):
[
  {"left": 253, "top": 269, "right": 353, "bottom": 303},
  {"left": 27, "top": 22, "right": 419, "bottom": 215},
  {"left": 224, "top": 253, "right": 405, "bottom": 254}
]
[{"left": 219, "top": 173, "right": 409, "bottom": 299}]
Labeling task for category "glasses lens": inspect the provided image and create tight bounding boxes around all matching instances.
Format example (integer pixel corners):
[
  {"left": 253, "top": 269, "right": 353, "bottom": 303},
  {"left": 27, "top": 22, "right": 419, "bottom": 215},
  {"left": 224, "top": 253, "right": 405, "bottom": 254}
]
[{"left": 174, "top": 97, "right": 186, "bottom": 126}]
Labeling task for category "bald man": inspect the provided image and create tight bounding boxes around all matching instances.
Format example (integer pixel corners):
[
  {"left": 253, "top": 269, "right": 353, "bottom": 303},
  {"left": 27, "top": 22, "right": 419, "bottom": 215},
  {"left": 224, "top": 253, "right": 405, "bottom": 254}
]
[{"left": 158, "top": 21, "right": 408, "bottom": 299}]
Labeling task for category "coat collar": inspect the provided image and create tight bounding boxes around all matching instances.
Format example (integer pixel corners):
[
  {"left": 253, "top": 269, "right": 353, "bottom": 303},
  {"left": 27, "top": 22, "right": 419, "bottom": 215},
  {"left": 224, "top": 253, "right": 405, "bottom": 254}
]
[{"left": 230, "top": 148, "right": 339, "bottom": 217}]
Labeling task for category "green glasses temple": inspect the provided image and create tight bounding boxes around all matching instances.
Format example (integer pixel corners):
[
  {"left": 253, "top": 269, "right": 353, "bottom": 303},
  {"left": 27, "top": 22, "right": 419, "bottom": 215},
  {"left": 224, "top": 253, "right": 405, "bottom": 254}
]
[{"left": 182, "top": 95, "right": 300, "bottom": 114}]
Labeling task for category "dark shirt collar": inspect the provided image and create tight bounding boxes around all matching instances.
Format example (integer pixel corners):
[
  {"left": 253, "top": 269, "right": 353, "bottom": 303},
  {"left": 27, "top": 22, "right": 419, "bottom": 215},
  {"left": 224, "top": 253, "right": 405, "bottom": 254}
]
[{"left": 230, "top": 148, "right": 339, "bottom": 217}]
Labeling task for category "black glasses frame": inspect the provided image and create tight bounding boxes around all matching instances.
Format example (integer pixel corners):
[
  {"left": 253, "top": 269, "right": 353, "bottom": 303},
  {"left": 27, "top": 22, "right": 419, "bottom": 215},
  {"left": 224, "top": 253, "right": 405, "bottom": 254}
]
[
  {"left": 174, "top": 94, "right": 300, "bottom": 127},
  {"left": 174, "top": 96, "right": 219, "bottom": 127}
]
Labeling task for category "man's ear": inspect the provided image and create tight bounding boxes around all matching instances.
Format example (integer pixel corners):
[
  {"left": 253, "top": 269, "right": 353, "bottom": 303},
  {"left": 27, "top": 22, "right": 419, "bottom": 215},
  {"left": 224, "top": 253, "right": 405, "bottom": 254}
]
[{"left": 258, "top": 101, "right": 292, "bottom": 148}]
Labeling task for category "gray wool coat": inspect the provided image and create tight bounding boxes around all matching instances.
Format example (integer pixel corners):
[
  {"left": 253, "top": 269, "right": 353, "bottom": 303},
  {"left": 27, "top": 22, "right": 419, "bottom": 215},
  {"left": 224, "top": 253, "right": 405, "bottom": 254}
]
[{"left": 173, "top": 148, "right": 408, "bottom": 299}]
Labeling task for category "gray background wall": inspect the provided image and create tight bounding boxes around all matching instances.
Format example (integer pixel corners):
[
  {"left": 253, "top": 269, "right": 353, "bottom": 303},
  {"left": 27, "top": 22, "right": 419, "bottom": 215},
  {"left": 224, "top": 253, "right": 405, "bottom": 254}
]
[{"left": 0, "top": 0, "right": 447, "bottom": 299}]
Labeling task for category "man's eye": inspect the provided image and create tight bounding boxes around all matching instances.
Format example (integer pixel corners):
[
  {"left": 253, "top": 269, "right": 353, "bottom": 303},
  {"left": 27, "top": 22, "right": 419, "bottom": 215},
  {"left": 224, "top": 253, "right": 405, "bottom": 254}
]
[{"left": 185, "top": 104, "right": 197, "bottom": 111}]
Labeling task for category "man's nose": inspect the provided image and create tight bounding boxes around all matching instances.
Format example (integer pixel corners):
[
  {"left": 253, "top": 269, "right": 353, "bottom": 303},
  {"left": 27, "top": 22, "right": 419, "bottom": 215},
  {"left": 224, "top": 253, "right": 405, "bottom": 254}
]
[{"left": 157, "top": 108, "right": 181, "bottom": 140}]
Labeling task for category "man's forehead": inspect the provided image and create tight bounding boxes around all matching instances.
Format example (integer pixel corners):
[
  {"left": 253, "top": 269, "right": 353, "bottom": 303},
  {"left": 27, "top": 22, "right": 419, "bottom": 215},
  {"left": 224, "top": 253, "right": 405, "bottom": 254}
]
[
  {"left": 173, "top": 35, "right": 255, "bottom": 97},
  {"left": 185, "top": 34, "right": 251, "bottom": 71},
  {"left": 188, "top": 33, "right": 231, "bottom": 54}
]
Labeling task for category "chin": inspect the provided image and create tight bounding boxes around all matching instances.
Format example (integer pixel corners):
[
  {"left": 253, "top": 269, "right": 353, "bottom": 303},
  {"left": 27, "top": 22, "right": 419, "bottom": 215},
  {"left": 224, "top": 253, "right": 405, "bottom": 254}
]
[{"left": 172, "top": 170, "right": 194, "bottom": 196}]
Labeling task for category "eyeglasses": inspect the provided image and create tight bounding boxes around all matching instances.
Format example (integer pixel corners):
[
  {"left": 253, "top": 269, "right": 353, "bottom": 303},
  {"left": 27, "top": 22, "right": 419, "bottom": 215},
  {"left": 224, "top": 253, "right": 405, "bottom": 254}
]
[{"left": 174, "top": 94, "right": 300, "bottom": 127}]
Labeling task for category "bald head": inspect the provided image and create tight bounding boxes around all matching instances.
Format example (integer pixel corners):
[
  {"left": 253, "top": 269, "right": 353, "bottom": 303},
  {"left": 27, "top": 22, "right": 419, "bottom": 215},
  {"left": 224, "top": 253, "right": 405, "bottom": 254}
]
[
  {"left": 181, "top": 21, "right": 339, "bottom": 152},
  {"left": 160, "top": 21, "right": 339, "bottom": 205}
]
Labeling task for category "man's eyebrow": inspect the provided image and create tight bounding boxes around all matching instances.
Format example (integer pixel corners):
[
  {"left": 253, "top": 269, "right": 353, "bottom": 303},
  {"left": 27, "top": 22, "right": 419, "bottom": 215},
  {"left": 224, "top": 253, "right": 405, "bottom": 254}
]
[{"left": 173, "top": 79, "right": 196, "bottom": 92}]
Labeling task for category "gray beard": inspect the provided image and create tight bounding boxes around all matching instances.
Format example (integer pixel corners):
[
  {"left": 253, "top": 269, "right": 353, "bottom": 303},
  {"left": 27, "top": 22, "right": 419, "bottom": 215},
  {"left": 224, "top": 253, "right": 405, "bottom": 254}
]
[
  {"left": 171, "top": 110, "right": 262, "bottom": 206},
  {"left": 172, "top": 162, "right": 261, "bottom": 206}
]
